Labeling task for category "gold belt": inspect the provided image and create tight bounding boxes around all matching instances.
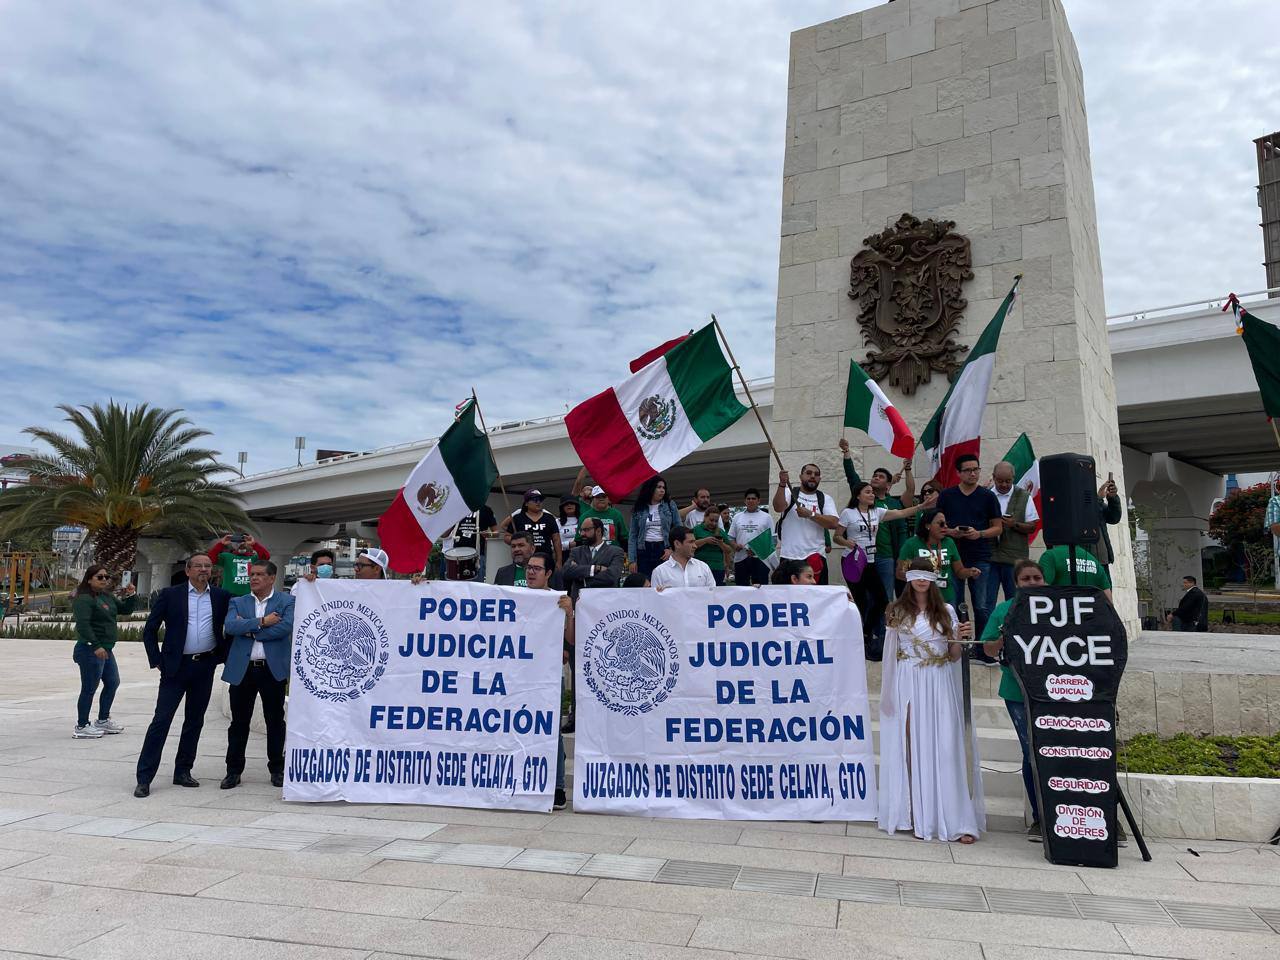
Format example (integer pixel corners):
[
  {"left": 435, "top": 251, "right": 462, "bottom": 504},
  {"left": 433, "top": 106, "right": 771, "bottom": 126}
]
[{"left": 897, "top": 650, "right": 949, "bottom": 667}]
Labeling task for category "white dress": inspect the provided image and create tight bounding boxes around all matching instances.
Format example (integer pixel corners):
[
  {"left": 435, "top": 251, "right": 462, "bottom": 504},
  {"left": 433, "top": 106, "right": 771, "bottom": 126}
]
[{"left": 877, "top": 607, "right": 985, "bottom": 841}]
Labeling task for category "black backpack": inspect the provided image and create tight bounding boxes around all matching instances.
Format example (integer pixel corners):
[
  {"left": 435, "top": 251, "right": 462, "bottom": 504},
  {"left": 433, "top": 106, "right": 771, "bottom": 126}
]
[{"left": 775, "top": 486, "right": 827, "bottom": 540}]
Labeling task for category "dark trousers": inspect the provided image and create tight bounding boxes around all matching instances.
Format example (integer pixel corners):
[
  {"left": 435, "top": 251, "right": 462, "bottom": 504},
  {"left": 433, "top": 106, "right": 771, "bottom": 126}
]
[
  {"left": 960, "top": 560, "right": 996, "bottom": 662},
  {"left": 636, "top": 541, "right": 666, "bottom": 580},
  {"left": 710, "top": 568, "right": 726, "bottom": 586},
  {"left": 1004, "top": 698, "right": 1039, "bottom": 822},
  {"left": 226, "top": 661, "right": 288, "bottom": 777},
  {"left": 734, "top": 557, "right": 770, "bottom": 586},
  {"left": 988, "top": 561, "right": 1018, "bottom": 606},
  {"left": 849, "top": 570, "right": 888, "bottom": 661},
  {"left": 136, "top": 655, "right": 217, "bottom": 785},
  {"left": 73, "top": 644, "right": 119, "bottom": 727}
]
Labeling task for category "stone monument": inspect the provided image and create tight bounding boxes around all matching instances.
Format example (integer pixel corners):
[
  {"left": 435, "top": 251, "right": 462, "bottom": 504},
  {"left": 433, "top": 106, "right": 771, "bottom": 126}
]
[{"left": 771, "top": 0, "right": 1137, "bottom": 629}]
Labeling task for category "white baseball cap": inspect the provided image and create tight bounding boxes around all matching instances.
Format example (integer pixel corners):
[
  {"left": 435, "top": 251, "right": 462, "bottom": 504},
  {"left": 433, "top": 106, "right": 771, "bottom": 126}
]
[
  {"left": 361, "top": 548, "right": 389, "bottom": 571},
  {"left": 589, "top": 485, "right": 606, "bottom": 498}
]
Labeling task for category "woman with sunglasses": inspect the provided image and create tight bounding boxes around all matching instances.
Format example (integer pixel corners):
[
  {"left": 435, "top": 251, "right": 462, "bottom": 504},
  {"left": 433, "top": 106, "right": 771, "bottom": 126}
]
[{"left": 71, "top": 564, "right": 137, "bottom": 739}]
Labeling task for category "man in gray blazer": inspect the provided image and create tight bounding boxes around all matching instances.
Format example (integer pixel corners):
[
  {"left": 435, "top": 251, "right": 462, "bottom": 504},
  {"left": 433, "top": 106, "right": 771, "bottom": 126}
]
[
  {"left": 221, "top": 560, "right": 295, "bottom": 789},
  {"left": 561, "top": 517, "right": 625, "bottom": 590}
]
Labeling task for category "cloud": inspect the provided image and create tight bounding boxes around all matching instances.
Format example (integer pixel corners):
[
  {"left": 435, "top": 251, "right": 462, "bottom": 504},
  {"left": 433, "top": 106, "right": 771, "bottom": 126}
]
[{"left": 1, "top": 0, "right": 1276, "bottom": 471}]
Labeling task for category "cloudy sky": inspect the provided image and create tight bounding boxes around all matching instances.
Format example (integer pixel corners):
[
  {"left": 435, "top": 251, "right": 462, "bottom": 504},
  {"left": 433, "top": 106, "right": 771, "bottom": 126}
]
[{"left": 2, "top": 0, "right": 1277, "bottom": 472}]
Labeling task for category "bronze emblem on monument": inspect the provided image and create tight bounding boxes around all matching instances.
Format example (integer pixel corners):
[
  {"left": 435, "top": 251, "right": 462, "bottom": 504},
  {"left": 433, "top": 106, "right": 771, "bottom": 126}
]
[{"left": 848, "top": 213, "right": 974, "bottom": 395}]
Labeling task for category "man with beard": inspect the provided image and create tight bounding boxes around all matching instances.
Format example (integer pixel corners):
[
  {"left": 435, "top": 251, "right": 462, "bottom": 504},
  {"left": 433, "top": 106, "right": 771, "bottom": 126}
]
[
  {"left": 771, "top": 463, "right": 840, "bottom": 584},
  {"left": 493, "top": 532, "right": 535, "bottom": 587},
  {"left": 501, "top": 490, "right": 562, "bottom": 569}
]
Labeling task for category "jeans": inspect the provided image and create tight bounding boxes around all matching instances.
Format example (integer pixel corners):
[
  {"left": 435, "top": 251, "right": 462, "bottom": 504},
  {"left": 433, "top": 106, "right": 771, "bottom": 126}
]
[
  {"left": 636, "top": 541, "right": 666, "bottom": 580},
  {"left": 556, "top": 733, "right": 566, "bottom": 793},
  {"left": 988, "top": 561, "right": 1017, "bottom": 606},
  {"left": 734, "top": 557, "right": 770, "bottom": 586},
  {"left": 73, "top": 644, "right": 119, "bottom": 727},
  {"left": 875, "top": 555, "right": 897, "bottom": 602},
  {"left": 849, "top": 570, "right": 888, "bottom": 661},
  {"left": 1004, "top": 698, "right": 1039, "bottom": 822},
  {"left": 960, "top": 560, "right": 995, "bottom": 660}
]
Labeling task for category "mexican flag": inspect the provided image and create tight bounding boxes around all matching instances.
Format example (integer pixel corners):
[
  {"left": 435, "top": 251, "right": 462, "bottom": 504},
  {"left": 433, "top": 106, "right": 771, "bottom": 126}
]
[
  {"left": 1002, "top": 432, "right": 1042, "bottom": 542},
  {"left": 1240, "top": 308, "right": 1280, "bottom": 420},
  {"left": 630, "top": 332, "right": 690, "bottom": 373},
  {"left": 376, "top": 400, "right": 498, "bottom": 574},
  {"left": 566, "top": 323, "right": 748, "bottom": 500},
  {"left": 922, "top": 277, "right": 1019, "bottom": 486},
  {"left": 748, "top": 528, "right": 778, "bottom": 569},
  {"left": 844, "top": 359, "right": 914, "bottom": 458}
]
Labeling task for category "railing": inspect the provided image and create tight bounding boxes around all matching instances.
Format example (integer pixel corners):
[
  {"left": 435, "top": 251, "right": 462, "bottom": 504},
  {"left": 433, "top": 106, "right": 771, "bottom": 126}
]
[
  {"left": 235, "top": 376, "right": 775, "bottom": 484},
  {"left": 1106, "top": 286, "right": 1280, "bottom": 325}
]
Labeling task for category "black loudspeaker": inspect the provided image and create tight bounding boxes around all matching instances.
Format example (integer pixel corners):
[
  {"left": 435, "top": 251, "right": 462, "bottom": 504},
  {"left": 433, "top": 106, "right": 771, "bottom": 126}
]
[{"left": 1039, "top": 452, "right": 1100, "bottom": 546}]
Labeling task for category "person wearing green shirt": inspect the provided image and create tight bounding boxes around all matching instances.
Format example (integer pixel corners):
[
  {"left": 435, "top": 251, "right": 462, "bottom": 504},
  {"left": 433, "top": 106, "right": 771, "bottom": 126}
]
[
  {"left": 579, "top": 487, "right": 628, "bottom": 551},
  {"left": 1038, "top": 543, "right": 1112, "bottom": 601},
  {"left": 980, "top": 558, "right": 1046, "bottom": 839},
  {"left": 692, "top": 507, "right": 734, "bottom": 585},
  {"left": 207, "top": 533, "right": 271, "bottom": 598},
  {"left": 896, "top": 508, "right": 979, "bottom": 606},
  {"left": 71, "top": 564, "right": 138, "bottom": 739}
]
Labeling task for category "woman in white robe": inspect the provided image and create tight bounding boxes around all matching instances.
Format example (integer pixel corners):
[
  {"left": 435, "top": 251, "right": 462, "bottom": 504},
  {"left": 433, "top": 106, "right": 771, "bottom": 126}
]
[{"left": 877, "top": 559, "right": 985, "bottom": 842}]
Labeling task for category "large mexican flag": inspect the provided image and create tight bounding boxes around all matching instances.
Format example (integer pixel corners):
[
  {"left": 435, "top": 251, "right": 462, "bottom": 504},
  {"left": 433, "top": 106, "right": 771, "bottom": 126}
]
[
  {"left": 377, "top": 400, "right": 497, "bottom": 573},
  {"left": 922, "top": 278, "right": 1019, "bottom": 486},
  {"left": 566, "top": 323, "right": 748, "bottom": 500}
]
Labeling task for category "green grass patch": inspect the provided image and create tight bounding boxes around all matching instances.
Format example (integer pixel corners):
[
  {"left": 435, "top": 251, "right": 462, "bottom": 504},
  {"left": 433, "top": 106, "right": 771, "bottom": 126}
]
[
  {"left": 1119, "top": 733, "right": 1280, "bottom": 778},
  {"left": 1216, "top": 610, "right": 1280, "bottom": 625}
]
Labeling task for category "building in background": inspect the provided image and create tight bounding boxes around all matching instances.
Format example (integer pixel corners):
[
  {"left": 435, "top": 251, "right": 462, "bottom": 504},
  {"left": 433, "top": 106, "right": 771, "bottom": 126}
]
[{"left": 1257, "top": 131, "right": 1280, "bottom": 296}]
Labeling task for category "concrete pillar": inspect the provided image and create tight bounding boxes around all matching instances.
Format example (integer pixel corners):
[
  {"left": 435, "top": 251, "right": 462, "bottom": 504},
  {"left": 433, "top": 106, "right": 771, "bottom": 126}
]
[
  {"left": 1128, "top": 453, "right": 1223, "bottom": 623},
  {"left": 134, "top": 537, "right": 188, "bottom": 596},
  {"left": 773, "top": 0, "right": 1137, "bottom": 630},
  {"left": 251, "top": 521, "right": 341, "bottom": 587}
]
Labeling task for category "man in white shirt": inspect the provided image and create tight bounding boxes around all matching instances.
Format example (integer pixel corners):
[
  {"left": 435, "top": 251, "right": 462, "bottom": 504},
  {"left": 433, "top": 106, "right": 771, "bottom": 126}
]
[
  {"left": 680, "top": 488, "right": 713, "bottom": 529},
  {"left": 771, "top": 464, "right": 841, "bottom": 584},
  {"left": 988, "top": 460, "right": 1040, "bottom": 605},
  {"left": 651, "top": 526, "right": 716, "bottom": 590},
  {"left": 727, "top": 487, "right": 773, "bottom": 586},
  {"left": 221, "top": 561, "right": 295, "bottom": 790}
]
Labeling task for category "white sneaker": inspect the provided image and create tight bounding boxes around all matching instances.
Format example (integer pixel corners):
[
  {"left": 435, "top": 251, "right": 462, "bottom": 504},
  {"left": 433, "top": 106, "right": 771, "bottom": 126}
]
[
  {"left": 73, "top": 724, "right": 105, "bottom": 739},
  {"left": 94, "top": 718, "right": 124, "bottom": 734}
]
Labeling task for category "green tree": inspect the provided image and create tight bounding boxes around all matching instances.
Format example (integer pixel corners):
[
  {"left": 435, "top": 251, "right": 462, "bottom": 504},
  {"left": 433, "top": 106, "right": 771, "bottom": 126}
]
[
  {"left": 1208, "top": 483, "right": 1271, "bottom": 550},
  {"left": 0, "top": 402, "right": 251, "bottom": 575}
]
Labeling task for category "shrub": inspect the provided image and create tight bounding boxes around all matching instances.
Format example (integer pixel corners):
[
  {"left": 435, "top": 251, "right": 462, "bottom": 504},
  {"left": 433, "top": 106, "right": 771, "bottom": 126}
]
[{"left": 1119, "top": 733, "right": 1280, "bottom": 778}]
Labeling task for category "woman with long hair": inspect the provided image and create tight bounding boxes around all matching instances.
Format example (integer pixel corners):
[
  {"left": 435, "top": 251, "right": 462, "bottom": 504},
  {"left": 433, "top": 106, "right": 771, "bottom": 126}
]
[
  {"left": 71, "top": 564, "right": 137, "bottom": 739},
  {"left": 628, "top": 475, "right": 679, "bottom": 579},
  {"left": 771, "top": 558, "right": 817, "bottom": 585},
  {"left": 877, "top": 557, "right": 984, "bottom": 843},
  {"left": 835, "top": 481, "right": 934, "bottom": 660},
  {"left": 896, "top": 508, "right": 979, "bottom": 607},
  {"left": 558, "top": 498, "right": 580, "bottom": 551}
]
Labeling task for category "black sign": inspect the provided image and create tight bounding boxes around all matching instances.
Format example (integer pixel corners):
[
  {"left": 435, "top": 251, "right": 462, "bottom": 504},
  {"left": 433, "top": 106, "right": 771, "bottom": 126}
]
[{"left": 1003, "top": 586, "right": 1127, "bottom": 868}]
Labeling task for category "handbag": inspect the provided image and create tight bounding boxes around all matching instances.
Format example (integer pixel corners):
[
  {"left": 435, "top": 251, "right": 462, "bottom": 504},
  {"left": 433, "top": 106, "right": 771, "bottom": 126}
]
[{"left": 840, "top": 544, "right": 869, "bottom": 584}]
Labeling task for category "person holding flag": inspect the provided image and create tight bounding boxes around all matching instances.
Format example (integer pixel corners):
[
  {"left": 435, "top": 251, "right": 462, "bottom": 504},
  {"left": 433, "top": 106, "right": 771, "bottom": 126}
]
[
  {"left": 727, "top": 488, "right": 773, "bottom": 586},
  {"left": 988, "top": 460, "right": 1038, "bottom": 604}
]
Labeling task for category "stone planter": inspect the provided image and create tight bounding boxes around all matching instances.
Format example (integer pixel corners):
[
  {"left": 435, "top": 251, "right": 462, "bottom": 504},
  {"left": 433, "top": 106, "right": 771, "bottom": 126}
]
[{"left": 1117, "top": 770, "right": 1280, "bottom": 842}]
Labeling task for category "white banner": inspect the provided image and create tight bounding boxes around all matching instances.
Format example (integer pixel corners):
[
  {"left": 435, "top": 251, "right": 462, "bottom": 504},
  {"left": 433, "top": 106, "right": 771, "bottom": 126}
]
[
  {"left": 284, "top": 580, "right": 564, "bottom": 811},
  {"left": 573, "top": 585, "right": 876, "bottom": 820}
]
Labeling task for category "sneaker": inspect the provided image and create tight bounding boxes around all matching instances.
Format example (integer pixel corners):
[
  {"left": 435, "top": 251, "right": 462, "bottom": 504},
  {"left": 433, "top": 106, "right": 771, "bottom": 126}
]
[
  {"left": 73, "top": 724, "right": 104, "bottom": 739},
  {"left": 1026, "top": 821, "right": 1042, "bottom": 841},
  {"left": 94, "top": 718, "right": 124, "bottom": 735},
  {"left": 553, "top": 788, "right": 567, "bottom": 811}
]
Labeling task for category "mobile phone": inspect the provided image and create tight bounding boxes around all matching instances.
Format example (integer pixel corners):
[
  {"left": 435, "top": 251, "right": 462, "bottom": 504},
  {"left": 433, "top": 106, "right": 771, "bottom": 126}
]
[
  {"left": 957, "top": 525, "right": 972, "bottom": 533},
  {"left": 230, "top": 533, "right": 247, "bottom": 545},
  {"left": 119, "top": 571, "right": 133, "bottom": 587},
  {"left": 1002, "top": 514, "right": 1013, "bottom": 521}
]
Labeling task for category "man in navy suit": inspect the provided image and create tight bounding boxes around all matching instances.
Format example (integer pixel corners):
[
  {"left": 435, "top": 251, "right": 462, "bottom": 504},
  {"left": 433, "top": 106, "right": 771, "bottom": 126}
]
[
  {"left": 221, "top": 559, "right": 295, "bottom": 789},
  {"left": 134, "top": 552, "right": 231, "bottom": 797}
]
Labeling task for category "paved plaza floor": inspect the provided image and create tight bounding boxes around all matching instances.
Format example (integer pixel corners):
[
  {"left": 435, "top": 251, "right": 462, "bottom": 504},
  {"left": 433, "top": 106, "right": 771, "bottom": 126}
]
[{"left": 2, "top": 638, "right": 1278, "bottom": 960}]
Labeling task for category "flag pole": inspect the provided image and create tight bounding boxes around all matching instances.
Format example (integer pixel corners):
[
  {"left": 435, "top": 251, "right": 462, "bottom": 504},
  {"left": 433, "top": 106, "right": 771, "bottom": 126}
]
[
  {"left": 469, "top": 389, "right": 512, "bottom": 519},
  {"left": 711, "top": 315, "right": 785, "bottom": 472}
]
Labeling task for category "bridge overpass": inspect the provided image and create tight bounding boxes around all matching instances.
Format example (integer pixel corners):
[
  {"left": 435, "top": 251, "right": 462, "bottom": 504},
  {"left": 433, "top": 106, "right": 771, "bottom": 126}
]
[{"left": 134, "top": 289, "right": 1280, "bottom": 614}]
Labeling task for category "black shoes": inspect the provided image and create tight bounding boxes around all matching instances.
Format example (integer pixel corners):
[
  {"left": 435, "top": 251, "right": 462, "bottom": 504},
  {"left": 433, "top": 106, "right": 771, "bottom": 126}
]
[
  {"left": 271, "top": 772, "right": 284, "bottom": 788},
  {"left": 553, "top": 788, "right": 567, "bottom": 810},
  {"left": 220, "top": 773, "right": 241, "bottom": 790},
  {"left": 173, "top": 772, "right": 200, "bottom": 788},
  {"left": 561, "top": 714, "right": 575, "bottom": 734},
  {"left": 133, "top": 783, "right": 150, "bottom": 798}
]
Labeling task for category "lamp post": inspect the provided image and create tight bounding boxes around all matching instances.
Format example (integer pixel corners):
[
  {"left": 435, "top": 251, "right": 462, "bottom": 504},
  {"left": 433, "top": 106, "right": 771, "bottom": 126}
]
[{"left": 294, "top": 436, "right": 306, "bottom": 467}]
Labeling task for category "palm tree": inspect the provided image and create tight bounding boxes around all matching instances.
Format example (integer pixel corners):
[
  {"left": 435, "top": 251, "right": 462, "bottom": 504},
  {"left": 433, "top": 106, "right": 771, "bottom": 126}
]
[{"left": 0, "top": 401, "right": 252, "bottom": 574}]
